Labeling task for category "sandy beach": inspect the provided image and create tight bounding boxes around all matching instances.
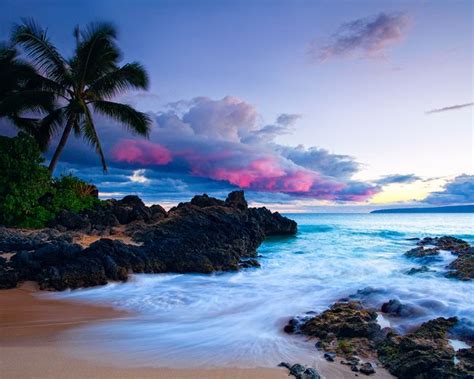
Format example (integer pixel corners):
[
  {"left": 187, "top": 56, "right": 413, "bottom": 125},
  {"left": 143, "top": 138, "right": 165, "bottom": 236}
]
[
  {"left": 0, "top": 282, "right": 288, "bottom": 379},
  {"left": 0, "top": 282, "right": 395, "bottom": 379}
]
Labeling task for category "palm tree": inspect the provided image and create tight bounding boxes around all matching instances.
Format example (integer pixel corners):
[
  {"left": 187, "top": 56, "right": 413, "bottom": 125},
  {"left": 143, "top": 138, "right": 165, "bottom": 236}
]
[
  {"left": 0, "top": 43, "right": 55, "bottom": 139},
  {"left": 11, "top": 20, "right": 151, "bottom": 174}
]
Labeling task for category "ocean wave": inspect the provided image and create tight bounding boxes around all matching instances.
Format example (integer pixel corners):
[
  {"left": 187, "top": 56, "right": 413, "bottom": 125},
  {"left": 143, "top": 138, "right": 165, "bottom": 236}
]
[{"left": 52, "top": 213, "right": 474, "bottom": 368}]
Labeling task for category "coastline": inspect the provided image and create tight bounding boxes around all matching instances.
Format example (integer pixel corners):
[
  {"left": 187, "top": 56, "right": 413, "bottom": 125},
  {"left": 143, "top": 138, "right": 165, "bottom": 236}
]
[
  {"left": 0, "top": 282, "right": 289, "bottom": 379},
  {"left": 0, "top": 282, "right": 394, "bottom": 378}
]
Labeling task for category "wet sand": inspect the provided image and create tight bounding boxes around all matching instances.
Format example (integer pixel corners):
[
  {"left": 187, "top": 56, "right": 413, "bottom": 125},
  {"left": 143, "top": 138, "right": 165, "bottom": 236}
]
[
  {"left": 0, "top": 283, "right": 287, "bottom": 378},
  {"left": 0, "top": 282, "right": 393, "bottom": 378}
]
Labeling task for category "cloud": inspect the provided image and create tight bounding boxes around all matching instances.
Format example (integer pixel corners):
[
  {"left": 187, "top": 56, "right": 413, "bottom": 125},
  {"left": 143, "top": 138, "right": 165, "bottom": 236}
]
[
  {"left": 310, "top": 12, "right": 410, "bottom": 62},
  {"left": 276, "top": 113, "right": 302, "bottom": 126},
  {"left": 426, "top": 102, "right": 474, "bottom": 114},
  {"left": 181, "top": 96, "right": 258, "bottom": 141},
  {"left": 275, "top": 145, "right": 360, "bottom": 179},
  {"left": 129, "top": 169, "right": 149, "bottom": 184},
  {"left": 144, "top": 97, "right": 379, "bottom": 201},
  {"left": 55, "top": 163, "right": 195, "bottom": 205},
  {"left": 241, "top": 113, "right": 301, "bottom": 144},
  {"left": 424, "top": 175, "right": 474, "bottom": 205},
  {"left": 376, "top": 173, "right": 421, "bottom": 185},
  {"left": 15, "top": 96, "right": 379, "bottom": 203},
  {"left": 111, "top": 139, "right": 172, "bottom": 165}
]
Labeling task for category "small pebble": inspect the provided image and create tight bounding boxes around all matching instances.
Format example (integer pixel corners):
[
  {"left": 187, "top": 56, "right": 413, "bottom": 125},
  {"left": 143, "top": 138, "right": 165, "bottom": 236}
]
[
  {"left": 324, "top": 352, "right": 336, "bottom": 362},
  {"left": 359, "top": 362, "right": 375, "bottom": 375}
]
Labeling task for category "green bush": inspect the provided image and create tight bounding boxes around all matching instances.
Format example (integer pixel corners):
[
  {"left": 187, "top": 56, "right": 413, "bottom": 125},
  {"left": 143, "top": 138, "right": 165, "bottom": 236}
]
[
  {"left": 50, "top": 175, "right": 99, "bottom": 214},
  {"left": 0, "top": 133, "right": 98, "bottom": 228},
  {"left": 337, "top": 339, "right": 353, "bottom": 355}
]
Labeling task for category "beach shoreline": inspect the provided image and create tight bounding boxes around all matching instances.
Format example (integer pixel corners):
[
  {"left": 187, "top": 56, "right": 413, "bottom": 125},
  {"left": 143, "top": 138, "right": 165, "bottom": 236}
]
[
  {"left": 0, "top": 282, "right": 394, "bottom": 378},
  {"left": 0, "top": 282, "right": 290, "bottom": 379}
]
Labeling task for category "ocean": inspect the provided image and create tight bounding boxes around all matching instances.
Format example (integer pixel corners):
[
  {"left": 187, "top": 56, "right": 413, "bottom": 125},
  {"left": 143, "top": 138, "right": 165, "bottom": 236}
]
[{"left": 50, "top": 213, "right": 474, "bottom": 368}]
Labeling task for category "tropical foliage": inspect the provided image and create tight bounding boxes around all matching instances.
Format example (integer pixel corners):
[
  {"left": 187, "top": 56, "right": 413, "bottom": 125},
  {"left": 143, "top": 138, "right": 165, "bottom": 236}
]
[
  {"left": 0, "top": 43, "right": 54, "bottom": 136},
  {"left": 1, "top": 20, "right": 151, "bottom": 173},
  {"left": 0, "top": 133, "right": 98, "bottom": 228}
]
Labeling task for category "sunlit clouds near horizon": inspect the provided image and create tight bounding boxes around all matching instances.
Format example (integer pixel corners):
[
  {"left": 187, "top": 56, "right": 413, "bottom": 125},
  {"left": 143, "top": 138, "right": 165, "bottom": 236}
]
[{"left": 0, "top": 0, "right": 472, "bottom": 211}]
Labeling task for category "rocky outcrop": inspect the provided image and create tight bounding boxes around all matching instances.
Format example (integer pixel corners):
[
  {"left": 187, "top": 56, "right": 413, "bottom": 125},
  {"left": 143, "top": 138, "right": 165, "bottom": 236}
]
[
  {"left": 49, "top": 195, "right": 167, "bottom": 234},
  {"left": 406, "top": 266, "right": 430, "bottom": 275},
  {"left": 418, "top": 236, "right": 470, "bottom": 253},
  {"left": 377, "top": 317, "right": 469, "bottom": 379},
  {"left": 285, "top": 301, "right": 383, "bottom": 358},
  {"left": 456, "top": 347, "right": 474, "bottom": 374},
  {"left": 286, "top": 300, "right": 473, "bottom": 378},
  {"left": 278, "top": 362, "right": 321, "bottom": 379},
  {"left": 404, "top": 246, "right": 440, "bottom": 258},
  {"left": 404, "top": 236, "right": 473, "bottom": 281},
  {"left": 446, "top": 248, "right": 474, "bottom": 281},
  {"left": 299, "top": 301, "right": 382, "bottom": 341},
  {"left": 381, "top": 299, "right": 418, "bottom": 318},
  {"left": 0, "top": 191, "right": 297, "bottom": 290}
]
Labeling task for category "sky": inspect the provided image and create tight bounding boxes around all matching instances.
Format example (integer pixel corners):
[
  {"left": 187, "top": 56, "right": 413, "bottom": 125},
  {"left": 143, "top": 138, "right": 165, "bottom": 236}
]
[{"left": 0, "top": 0, "right": 473, "bottom": 212}]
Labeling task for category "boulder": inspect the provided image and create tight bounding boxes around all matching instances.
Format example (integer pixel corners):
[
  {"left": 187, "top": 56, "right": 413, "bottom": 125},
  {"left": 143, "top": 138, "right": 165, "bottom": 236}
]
[
  {"left": 278, "top": 363, "right": 321, "bottom": 379},
  {"left": 49, "top": 195, "right": 163, "bottom": 232},
  {"left": 224, "top": 190, "right": 248, "bottom": 211},
  {"left": 418, "top": 236, "right": 470, "bottom": 253},
  {"left": 405, "top": 236, "right": 473, "bottom": 281},
  {"left": 381, "top": 299, "right": 418, "bottom": 317},
  {"left": 285, "top": 301, "right": 383, "bottom": 358},
  {"left": 456, "top": 347, "right": 474, "bottom": 374},
  {"left": 149, "top": 204, "right": 167, "bottom": 221},
  {"left": 377, "top": 317, "right": 467, "bottom": 378},
  {"left": 404, "top": 246, "right": 440, "bottom": 258},
  {"left": 248, "top": 207, "right": 297, "bottom": 236},
  {"left": 446, "top": 249, "right": 474, "bottom": 281},
  {"left": 299, "top": 301, "right": 382, "bottom": 341},
  {"left": 189, "top": 193, "right": 226, "bottom": 208},
  {"left": 406, "top": 266, "right": 430, "bottom": 275},
  {"left": 49, "top": 210, "right": 91, "bottom": 232},
  {"left": 324, "top": 352, "right": 335, "bottom": 361},
  {"left": 359, "top": 362, "right": 376, "bottom": 375}
]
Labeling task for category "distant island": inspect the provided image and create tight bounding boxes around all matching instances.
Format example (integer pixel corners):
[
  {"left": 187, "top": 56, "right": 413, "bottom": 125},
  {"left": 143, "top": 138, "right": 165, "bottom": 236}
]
[{"left": 371, "top": 204, "right": 474, "bottom": 214}]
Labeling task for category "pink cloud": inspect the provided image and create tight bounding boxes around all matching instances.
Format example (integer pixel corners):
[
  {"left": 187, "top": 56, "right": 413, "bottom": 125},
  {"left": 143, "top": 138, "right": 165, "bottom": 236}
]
[
  {"left": 112, "top": 139, "right": 172, "bottom": 165},
  {"left": 185, "top": 154, "right": 356, "bottom": 199},
  {"left": 190, "top": 157, "right": 286, "bottom": 189},
  {"left": 59, "top": 96, "right": 380, "bottom": 203},
  {"left": 312, "top": 12, "right": 410, "bottom": 62}
]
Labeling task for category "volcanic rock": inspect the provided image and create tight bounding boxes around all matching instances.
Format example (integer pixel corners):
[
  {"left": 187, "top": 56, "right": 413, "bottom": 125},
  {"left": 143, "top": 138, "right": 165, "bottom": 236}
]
[
  {"left": 404, "top": 246, "right": 440, "bottom": 258},
  {"left": 418, "top": 236, "right": 470, "bottom": 253},
  {"left": 0, "top": 191, "right": 297, "bottom": 290},
  {"left": 377, "top": 317, "right": 467, "bottom": 378},
  {"left": 446, "top": 249, "right": 474, "bottom": 281},
  {"left": 285, "top": 301, "right": 383, "bottom": 358}
]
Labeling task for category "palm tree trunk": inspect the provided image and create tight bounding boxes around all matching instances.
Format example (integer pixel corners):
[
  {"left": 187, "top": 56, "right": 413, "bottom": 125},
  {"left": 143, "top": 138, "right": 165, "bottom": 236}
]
[{"left": 48, "top": 119, "right": 74, "bottom": 174}]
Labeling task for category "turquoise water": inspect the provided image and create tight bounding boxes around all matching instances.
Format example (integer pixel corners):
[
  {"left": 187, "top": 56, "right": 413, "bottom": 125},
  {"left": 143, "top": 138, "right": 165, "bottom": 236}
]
[{"left": 51, "top": 213, "right": 474, "bottom": 368}]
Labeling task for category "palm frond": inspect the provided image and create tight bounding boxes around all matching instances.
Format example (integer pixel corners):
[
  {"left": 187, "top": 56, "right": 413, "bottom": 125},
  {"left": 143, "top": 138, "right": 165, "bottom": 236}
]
[
  {"left": 7, "top": 116, "right": 39, "bottom": 135},
  {"left": 27, "top": 73, "right": 69, "bottom": 97},
  {"left": 71, "top": 22, "right": 121, "bottom": 87},
  {"left": 0, "top": 44, "right": 37, "bottom": 96},
  {"left": 35, "top": 106, "right": 67, "bottom": 150},
  {"left": 11, "top": 19, "right": 68, "bottom": 84},
  {"left": 91, "top": 100, "right": 151, "bottom": 136},
  {"left": 0, "top": 90, "right": 54, "bottom": 117},
  {"left": 86, "top": 62, "right": 149, "bottom": 99}
]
